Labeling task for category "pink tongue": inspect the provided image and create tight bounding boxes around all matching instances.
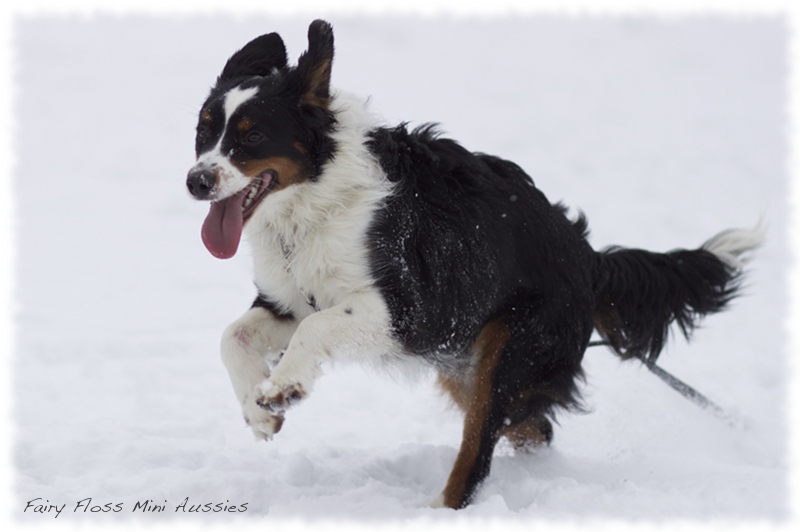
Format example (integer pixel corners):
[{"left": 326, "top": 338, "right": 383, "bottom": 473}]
[{"left": 201, "top": 190, "right": 246, "bottom": 259}]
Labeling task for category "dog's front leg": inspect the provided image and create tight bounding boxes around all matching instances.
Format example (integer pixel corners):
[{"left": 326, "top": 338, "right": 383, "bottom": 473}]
[
  {"left": 221, "top": 303, "right": 298, "bottom": 441},
  {"left": 255, "top": 291, "right": 396, "bottom": 415}
]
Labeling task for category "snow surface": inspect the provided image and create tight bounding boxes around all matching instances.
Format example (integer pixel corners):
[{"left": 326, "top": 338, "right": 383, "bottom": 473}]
[{"left": 11, "top": 14, "right": 790, "bottom": 528}]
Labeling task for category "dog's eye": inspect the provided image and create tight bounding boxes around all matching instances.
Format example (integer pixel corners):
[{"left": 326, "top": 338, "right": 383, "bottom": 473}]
[
  {"left": 243, "top": 131, "right": 266, "bottom": 145},
  {"left": 196, "top": 125, "right": 211, "bottom": 143}
]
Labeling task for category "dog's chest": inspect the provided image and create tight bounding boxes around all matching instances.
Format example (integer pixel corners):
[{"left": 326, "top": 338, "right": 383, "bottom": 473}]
[{"left": 251, "top": 223, "right": 376, "bottom": 316}]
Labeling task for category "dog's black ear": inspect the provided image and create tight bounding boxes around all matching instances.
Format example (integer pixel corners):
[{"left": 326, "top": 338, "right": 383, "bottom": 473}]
[
  {"left": 295, "top": 20, "right": 334, "bottom": 107},
  {"left": 218, "top": 32, "right": 288, "bottom": 82}
]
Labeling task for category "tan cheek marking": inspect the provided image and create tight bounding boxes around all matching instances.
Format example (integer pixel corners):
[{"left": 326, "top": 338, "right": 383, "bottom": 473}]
[{"left": 232, "top": 157, "right": 309, "bottom": 191}]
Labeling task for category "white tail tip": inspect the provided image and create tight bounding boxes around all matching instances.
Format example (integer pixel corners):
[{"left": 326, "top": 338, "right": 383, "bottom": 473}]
[{"left": 702, "top": 217, "right": 766, "bottom": 269}]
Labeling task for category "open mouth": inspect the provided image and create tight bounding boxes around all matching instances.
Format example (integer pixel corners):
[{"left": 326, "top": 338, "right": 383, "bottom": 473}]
[
  {"left": 242, "top": 170, "right": 278, "bottom": 222},
  {"left": 201, "top": 170, "right": 278, "bottom": 259}
]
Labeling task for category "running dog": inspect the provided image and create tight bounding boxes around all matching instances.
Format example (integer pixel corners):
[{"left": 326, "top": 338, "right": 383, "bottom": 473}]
[{"left": 186, "top": 20, "right": 761, "bottom": 509}]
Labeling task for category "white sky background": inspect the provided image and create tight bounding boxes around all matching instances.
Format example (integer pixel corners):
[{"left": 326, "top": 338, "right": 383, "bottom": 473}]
[{"left": 0, "top": 1, "right": 798, "bottom": 532}]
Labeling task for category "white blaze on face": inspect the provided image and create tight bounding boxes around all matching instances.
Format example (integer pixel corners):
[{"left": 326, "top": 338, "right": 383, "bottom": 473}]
[
  {"left": 193, "top": 85, "right": 260, "bottom": 199},
  {"left": 224, "top": 85, "right": 259, "bottom": 124}
]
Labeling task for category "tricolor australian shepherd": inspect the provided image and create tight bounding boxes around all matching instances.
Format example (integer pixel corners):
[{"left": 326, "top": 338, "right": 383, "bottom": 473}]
[{"left": 186, "top": 20, "right": 761, "bottom": 509}]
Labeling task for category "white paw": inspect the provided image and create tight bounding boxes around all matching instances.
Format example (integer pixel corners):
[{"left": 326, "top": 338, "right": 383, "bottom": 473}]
[
  {"left": 428, "top": 493, "right": 446, "bottom": 509},
  {"left": 255, "top": 377, "right": 309, "bottom": 414},
  {"left": 242, "top": 386, "right": 284, "bottom": 442}
]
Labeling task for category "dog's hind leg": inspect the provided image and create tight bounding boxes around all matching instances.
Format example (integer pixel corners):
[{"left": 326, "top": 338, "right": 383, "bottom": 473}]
[
  {"left": 221, "top": 296, "right": 298, "bottom": 441},
  {"left": 500, "top": 416, "right": 553, "bottom": 451},
  {"left": 431, "top": 318, "right": 510, "bottom": 509},
  {"left": 433, "top": 307, "right": 587, "bottom": 509}
]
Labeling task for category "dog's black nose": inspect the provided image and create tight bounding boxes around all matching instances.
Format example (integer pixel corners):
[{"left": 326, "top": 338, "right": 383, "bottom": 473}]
[{"left": 186, "top": 169, "right": 216, "bottom": 199}]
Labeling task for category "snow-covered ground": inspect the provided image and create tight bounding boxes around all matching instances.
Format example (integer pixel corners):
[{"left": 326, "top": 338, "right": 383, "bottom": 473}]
[{"left": 10, "top": 14, "right": 789, "bottom": 527}]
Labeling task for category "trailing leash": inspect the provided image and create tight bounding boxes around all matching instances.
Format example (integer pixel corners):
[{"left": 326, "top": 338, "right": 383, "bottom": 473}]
[{"left": 588, "top": 340, "right": 742, "bottom": 427}]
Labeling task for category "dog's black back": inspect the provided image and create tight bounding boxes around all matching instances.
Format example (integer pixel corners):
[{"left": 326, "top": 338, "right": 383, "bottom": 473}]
[{"left": 367, "top": 122, "right": 594, "bottom": 392}]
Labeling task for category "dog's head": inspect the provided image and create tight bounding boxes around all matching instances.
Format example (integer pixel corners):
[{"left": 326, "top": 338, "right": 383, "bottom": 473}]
[{"left": 187, "top": 20, "right": 336, "bottom": 259}]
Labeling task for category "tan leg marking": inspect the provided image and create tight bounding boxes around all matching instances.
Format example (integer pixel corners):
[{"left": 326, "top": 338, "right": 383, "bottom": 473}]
[{"left": 439, "top": 319, "right": 509, "bottom": 509}]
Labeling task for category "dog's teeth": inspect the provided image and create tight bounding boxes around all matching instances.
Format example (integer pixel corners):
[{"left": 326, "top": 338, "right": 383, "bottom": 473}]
[{"left": 244, "top": 184, "right": 258, "bottom": 207}]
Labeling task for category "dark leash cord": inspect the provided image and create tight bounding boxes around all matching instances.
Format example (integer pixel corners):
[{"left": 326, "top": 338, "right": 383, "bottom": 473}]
[{"left": 587, "top": 340, "right": 742, "bottom": 427}]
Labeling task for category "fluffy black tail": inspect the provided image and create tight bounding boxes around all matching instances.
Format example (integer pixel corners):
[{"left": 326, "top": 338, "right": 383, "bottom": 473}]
[{"left": 592, "top": 224, "right": 763, "bottom": 364}]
